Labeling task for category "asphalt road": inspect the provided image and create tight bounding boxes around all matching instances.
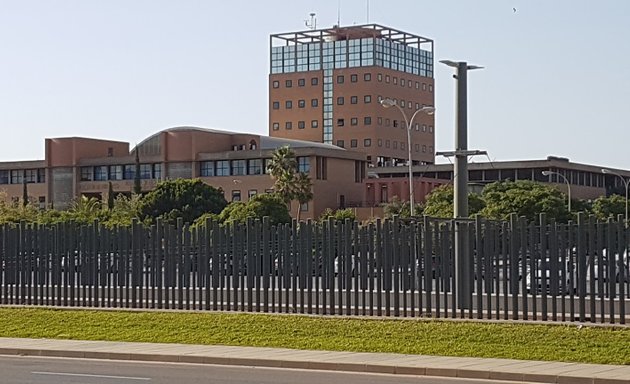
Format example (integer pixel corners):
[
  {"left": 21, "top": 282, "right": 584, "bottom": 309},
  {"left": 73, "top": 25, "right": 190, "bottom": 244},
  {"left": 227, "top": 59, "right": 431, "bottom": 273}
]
[{"left": 1, "top": 356, "right": 532, "bottom": 384}]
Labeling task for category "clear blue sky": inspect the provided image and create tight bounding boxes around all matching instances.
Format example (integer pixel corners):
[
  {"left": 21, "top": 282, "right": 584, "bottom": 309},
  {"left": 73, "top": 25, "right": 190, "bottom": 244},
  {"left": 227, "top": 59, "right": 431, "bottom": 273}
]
[{"left": 1, "top": 0, "right": 629, "bottom": 168}]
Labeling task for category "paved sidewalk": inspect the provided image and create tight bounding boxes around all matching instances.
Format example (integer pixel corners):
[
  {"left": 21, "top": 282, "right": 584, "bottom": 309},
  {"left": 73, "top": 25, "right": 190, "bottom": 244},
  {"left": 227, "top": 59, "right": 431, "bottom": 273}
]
[{"left": 0, "top": 338, "right": 628, "bottom": 384}]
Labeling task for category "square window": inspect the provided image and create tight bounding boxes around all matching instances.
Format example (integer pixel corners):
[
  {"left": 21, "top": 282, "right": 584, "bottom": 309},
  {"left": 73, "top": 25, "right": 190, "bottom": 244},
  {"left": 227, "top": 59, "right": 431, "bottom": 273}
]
[
  {"left": 248, "top": 189, "right": 257, "bottom": 198},
  {"left": 393, "top": 141, "right": 398, "bottom": 149},
  {"left": 415, "top": 144, "right": 420, "bottom": 152},
  {"left": 364, "top": 95, "right": 371, "bottom": 103},
  {"left": 232, "top": 190, "right": 241, "bottom": 202},
  {"left": 298, "top": 121, "right": 305, "bottom": 129},
  {"left": 272, "top": 80, "right": 279, "bottom": 88},
  {"left": 385, "top": 140, "right": 390, "bottom": 148},
  {"left": 337, "top": 140, "right": 345, "bottom": 148},
  {"left": 385, "top": 118, "right": 390, "bottom": 127},
  {"left": 351, "top": 74, "right": 358, "bottom": 82},
  {"left": 231, "top": 160, "right": 246, "bottom": 176},
  {"left": 350, "top": 96, "right": 358, "bottom": 104},
  {"left": 377, "top": 139, "right": 383, "bottom": 147},
  {"left": 364, "top": 138, "right": 371, "bottom": 147},
  {"left": 429, "top": 84, "right": 434, "bottom": 92},
  {"left": 311, "top": 120, "right": 318, "bottom": 128},
  {"left": 385, "top": 75, "right": 390, "bottom": 83},
  {"left": 337, "top": 75, "right": 344, "bottom": 84},
  {"left": 298, "top": 78, "right": 305, "bottom": 86},
  {"left": 272, "top": 101, "right": 280, "bottom": 109},
  {"left": 377, "top": 73, "right": 382, "bottom": 81},
  {"left": 377, "top": 117, "right": 383, "bottom": 125},
  {"left": 248, "top": 159, "right": 262, "bottom": 175},
  {"left": 311, "top": 98, "right": 318, "bottom": 107},
  {"left": 364, "top": 116, "right": 372, "bottom": 125},
  {"left": 337, "top": 96, "right": 344, "bottom": 105},
  {"left": 422, "top": 83, "right": 427, "bottom": 91},
  {"left": 364, "top": 73, "right": 371, "bottom": 81},
  {"left": 311, "top": 77, "right": 319, "bottom": 85},
  {"left": 393, "top": 120, "right": 399, "bottom": 127},
  {"left": 298, "top": 99, "right": 305, "bottom": 108},
  {"left": 422, "top": 145, "right": 427, "bottom": 152},
  {"left": 401, "top": 142, "right": 405, "bottom": 150},
  {"left": 285, "top": 121, "right": 292, "bottom": 129},
  {"left": 400, "top": 79, "right": 405, "bottom": 87},
  {"left": 285, "top": 80, "right": 292, "bottom": 88},
  {"left": 285, "top": 100, "right": 292, "bottom": 109},
  {"left": 337, "top": 118, "right": 345, "bottom": 127},
  {"left": 350, "top": 139, "right": 357, "bottom": 148},
  {"left": 393, "top": 77, "right": 397, "bottom": 85},
  {"left": 415, "top": 81, "right": 419, "bottom": 89},
  {"left": 429, "top": 125, "right": 434, "bottom": 133},
  {"left": 200, "top": 161, "right": 215, "bottom": 177},
  {"left": 350, "top": 117, "right": 358, "bottom": 126},
  {"left": 422, "top": 124, "right": 427, "bottom": 132}
]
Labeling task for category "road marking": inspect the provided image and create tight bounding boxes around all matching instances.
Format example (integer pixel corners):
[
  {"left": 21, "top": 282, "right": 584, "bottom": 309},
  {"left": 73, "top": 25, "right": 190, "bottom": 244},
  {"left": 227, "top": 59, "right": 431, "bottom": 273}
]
[{"left": 31, "top": 371, "right": 151, "bottom": 381}]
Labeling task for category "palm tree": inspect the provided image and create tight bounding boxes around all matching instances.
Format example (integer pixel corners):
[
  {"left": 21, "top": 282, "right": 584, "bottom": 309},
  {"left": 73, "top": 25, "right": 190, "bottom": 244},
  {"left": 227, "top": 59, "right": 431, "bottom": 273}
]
[
  {"left": 266, "top": 146, "right": 298, "bottom": 204},
  {"left": 266, "top": 146, "right": 313, "bottom": 221},
  {"left": 292, "top": 172, "right": 313, "bottom": 221}
]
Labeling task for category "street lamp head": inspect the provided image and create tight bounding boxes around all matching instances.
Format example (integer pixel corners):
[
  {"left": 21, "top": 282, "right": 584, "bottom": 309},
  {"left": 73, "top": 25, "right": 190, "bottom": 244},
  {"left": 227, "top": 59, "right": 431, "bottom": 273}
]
[
  {"left": 542, "top": 171, "right": 552, "bottom": 176},
  {"left": 379, "top": 98, "right": 396, "bottom": 108},
  {"left": 601, "top": 168, "right": 611, "bottom": 174},
  {"left": 421, "top": 106, "right": 436, "bottom": 115}
]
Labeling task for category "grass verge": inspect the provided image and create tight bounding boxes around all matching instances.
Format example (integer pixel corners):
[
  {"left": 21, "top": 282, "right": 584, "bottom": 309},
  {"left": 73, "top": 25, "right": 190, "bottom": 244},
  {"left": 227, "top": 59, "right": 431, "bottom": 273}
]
[{"left": 0, "top": 307, "right": 629, "bottom": 365}]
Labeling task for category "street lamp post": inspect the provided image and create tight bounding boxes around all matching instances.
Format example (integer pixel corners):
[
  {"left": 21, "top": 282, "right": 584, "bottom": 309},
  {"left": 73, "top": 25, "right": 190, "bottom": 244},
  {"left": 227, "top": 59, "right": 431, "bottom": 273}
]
[
  {"left": 439, "top": 60, "right": 483, "bottom": 311},
  {"left": 542, "top": 170, "right": 571, "bottom": 212},
  {"left": 379, "top": 98, "right": 435, "bottom": 217},
  {"left": 601, "top": 168, "right": 629, "bottom": 226}
]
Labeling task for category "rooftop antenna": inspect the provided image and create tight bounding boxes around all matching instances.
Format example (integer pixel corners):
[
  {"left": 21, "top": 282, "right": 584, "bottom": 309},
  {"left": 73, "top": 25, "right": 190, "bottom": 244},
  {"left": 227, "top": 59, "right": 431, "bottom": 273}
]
[
  {"left": 337, "top": 0, "right": 341, "bottom": 27},
  {"left": 305, "top": 12, "right": 316, "bottom": 30}
]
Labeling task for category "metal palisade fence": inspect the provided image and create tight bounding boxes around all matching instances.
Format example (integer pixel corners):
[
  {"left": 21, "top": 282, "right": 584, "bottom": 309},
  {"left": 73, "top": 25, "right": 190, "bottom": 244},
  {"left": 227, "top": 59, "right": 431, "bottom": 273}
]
[{"left": 0, "top": 213, "right": 628, "bottom": 323}]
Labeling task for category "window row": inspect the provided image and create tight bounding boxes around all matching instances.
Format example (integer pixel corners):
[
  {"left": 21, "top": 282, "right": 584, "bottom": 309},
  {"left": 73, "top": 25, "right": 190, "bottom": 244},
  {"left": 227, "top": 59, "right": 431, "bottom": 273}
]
[
  {"left": 377, "top": 73, "right": 434, "bottom": 92},
  {"left": 272, "top": 77, "right": 319, "bottom": 88},
  {"left": 272, "top": 99, "right": 319, "bottom": 109},
  {"left": 273, "top": 117, "right": 433, "bottom": 133},
  {"left": 199, "top": 157, "right": 310, "bottom": 177},
  {"left": 335, "top": 139, "right": 433, "bottom": 153},
  {"left": 80, "top": 164, "right": 162, "bottom": 182},
  {"left": 0, "top": 168, "right": 46, "bottom": 185}
]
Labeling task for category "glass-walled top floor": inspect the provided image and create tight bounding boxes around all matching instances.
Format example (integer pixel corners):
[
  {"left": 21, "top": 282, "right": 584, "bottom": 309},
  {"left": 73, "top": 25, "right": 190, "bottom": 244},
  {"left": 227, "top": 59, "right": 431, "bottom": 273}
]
[{"left": 271, "top": 37, "right": 433, "bottom": 78}]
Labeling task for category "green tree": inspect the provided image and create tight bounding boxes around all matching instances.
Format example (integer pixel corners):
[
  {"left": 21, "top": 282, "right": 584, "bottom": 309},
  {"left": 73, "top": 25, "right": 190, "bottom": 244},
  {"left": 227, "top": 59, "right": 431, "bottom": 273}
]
[
  {"left": 382, "top": 196, "right": 424, "bottom": 219},
  {"left": 22, "top": 179, "right": 28, "bottom": 207},
  {"left": 138, "top": 179, "right": 227, "bottom": 224},
  {"left": 292, "top": 171, "right": 313, "bottom": 221},
  {"left": 103, "top": 193, "right": 143, "bottom": 228},
  {"left": 266, "top": 145, "right": 313, "bottom": 220},
  {"left": 67, "top": 196, "right": 104, "bottom": 224},
  {"left": 480, "top": 180, "right": 569, "bottom": 222},
  {"left": 107, "top": 181, "right": 115, "bottom": 210},
  {"left": 592, "top": 194, "right": 626, "bottom": 221},
  {"left": 266, "top": 145, "right": 298, "bottom": 204},
  {"left": 218, "top": 193, "right": 291, "bottom": 226},
  {"left": 133, "top": 149, "right": 142, "bottom": 195},
  {"left": 423, "top": 185, "right": 485, "bottom": 218},
  {"left": 319, "top": 208, "right": 357, "bottom": 222}
]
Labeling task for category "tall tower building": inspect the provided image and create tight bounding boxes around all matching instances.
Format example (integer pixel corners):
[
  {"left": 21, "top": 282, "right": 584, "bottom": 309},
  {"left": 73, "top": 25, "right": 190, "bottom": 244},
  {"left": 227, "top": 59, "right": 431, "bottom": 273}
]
[{"left": 269, "top": 24, "right": 435, "bottom": 167}]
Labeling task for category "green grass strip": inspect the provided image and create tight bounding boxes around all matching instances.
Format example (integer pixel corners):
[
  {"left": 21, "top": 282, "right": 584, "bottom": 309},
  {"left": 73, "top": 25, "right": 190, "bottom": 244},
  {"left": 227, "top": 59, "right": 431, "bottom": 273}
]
[{"left": 1, "top": 308, "right": 629, "bottom": 365}]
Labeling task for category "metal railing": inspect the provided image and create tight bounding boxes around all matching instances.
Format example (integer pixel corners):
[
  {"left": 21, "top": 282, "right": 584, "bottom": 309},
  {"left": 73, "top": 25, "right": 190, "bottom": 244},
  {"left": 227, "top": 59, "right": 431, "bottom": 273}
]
[{"left": 0, "top": 213, "right": 628, "bottom": 323}]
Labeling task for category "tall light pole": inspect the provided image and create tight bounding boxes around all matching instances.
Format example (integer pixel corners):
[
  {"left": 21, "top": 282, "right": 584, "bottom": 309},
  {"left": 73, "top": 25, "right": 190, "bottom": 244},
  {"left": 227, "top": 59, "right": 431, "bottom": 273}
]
[
  {"left": 379, "top": 98, "right": 435, "bottom": 217},
  {"left": 542, "top": 170, "right": 571, "bottom": 212},
  {"left": 601, "top": 168, "right": 629, "bottom": 226},
  {"left": 439, "top": 60, "right": 483, "bottom": 311}
]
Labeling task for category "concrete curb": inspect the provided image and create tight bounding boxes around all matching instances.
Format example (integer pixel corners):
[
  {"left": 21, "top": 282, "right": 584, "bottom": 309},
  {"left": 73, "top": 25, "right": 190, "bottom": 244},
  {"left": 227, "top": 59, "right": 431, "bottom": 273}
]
[{"left": 0, "top": 339, "right": 628, "bottom": 384}]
